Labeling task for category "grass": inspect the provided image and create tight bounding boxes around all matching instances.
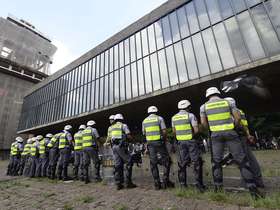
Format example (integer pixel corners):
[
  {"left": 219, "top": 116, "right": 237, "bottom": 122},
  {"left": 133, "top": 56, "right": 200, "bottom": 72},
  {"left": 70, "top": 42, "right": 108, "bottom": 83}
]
[
  {"left": 113, "top": 204, "right": 128, "bottom": 210},
  {"left": 42, "top": 192, "right": 56, "bottom": 198},
  {"left": 78, "top": 195, "right": 95, "bottom": 203},
  {"left": 0, "top": 180, "right": 30, "bottom": 190},
  {"left": 173, "top": 187, "right": 280, "bottom": 209},
  {"left": 63, "top": 203, "right": 74, "bottom": 210}
]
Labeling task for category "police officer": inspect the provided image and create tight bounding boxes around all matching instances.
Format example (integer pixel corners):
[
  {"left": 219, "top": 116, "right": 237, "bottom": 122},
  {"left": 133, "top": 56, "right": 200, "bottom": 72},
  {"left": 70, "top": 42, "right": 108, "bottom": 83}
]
[
  {"left": 47, "top": 133, "right": 62, "bottom": 179},
  {"left": 110, "top": 114, "right": 136, "bottom": 190},
  {"left": 172, "top": 100, "right": 205, "bottom": 191},
  {"left": 57, "top": 125, "right": 73, "bottom": 181},
  {"left": 7, "top": 139, "right": 18, "bottom": 176},
  {"left": 35, "top": 135, "right": 44, "bottom": 177},
  {"left": 7, "top": 137, "right": 24, "bottom": 176},
  {"left": 225, "top": 97, "right": 264, "bottom": 188},
  {"left": 73, "top": 124, "right": 86, "bottom": 180},
  {"left": 142, "top": 106, "right": 174, "bottom": 190},
  {"left": 29, "top": 137, "right": 39, "bottom": 178},
  {"left": 19, "top": 138, "right": 32, "bottom": 176},
  {"left": 104, "top": 115, "right": 115, "bottom": 147},
  {"left": 82, "top": 120, "right": 102, "bottom": 184},
  {"left": 200, "top": 87, "right": 262, "bottom": 199}
]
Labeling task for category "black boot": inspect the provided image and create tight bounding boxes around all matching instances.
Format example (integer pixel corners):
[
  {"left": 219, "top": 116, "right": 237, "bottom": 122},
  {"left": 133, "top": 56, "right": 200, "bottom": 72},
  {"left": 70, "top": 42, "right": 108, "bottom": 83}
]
[
  {"left": 126, "top": 182, "right": 137, "bottom": 189},
  {"left": 116, "top": 183, "right": 124, "bottom": 190},
  {"left": 249, "top": 186, "right": 265, "bottom": 200},
  {"left": 214, "top": 185, "right": 223, "bottom": 193}
]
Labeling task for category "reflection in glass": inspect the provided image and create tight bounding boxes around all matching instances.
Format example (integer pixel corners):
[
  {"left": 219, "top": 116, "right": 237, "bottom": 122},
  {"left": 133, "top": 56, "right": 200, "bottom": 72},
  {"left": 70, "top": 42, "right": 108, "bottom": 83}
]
[
  {"left": 136, "top": 32, "right": 142, "bottom": 59},
  {"left": 166, "top": 46, "right": 179, "bottom": 86},
  {"left": 150, "top": 53, "right": 161, "bottom": 91},
  {"left": 158, "top": 49, "right": 169, "bottom": 88},
  {"left": 91, "top": 58, "right": 96, "bottom": 81},
  {"left": 137, "top": 60, "right": 145, "bottom": 96},
  {"left": 230, "top": 0, "right": 246, "bottom": 13},
  {"left": 104, "top": 75, "right": 109, "bottom": 106},
  {"left": 202, "top": 28, "right": 223, "bottom": 73},
  {"left": 154, "top": 20, "right": 164, "bottom": 50},
  {"left": 120, "top": 68, "right": 125, "bottom": 101},
  {"left": 194, "top": 0, "right": 210, "bottom": 29},
  {"left": 225, "top": 17, "right": 250, "bottom": 65},
  {"left": 87, "top": 83, "right": 91, "bottom": 112},
  {"left": 217, "top": 0, "right": 233, "bottom": 19},
  {"left": 174, "top": 42, "right": 188, "bottom": 83},
  {"left": 238, "top": 11, "right": 265, "bottom": 60},
  {"left": 109, "top": 48, "right": 114, "bottom": 72},
  {"left": 192, "top": 33, "right": 210, "bottom": 76},
  {"left": 124, "top": 39, "right": 130, "bottom": 65},
  {"left": 104, "top": 50, "right": 109, "bottom": 75},
  {"left": 162, "top": 16, "right": 172, "bottom": 46},
  {"left": 125, "top": 65, "right": 132, "bottom": 100},
  {"left": 95, "top": 79, "right": 99, "bottom": 109},
  {"left": 205, "top": 0, "right": 222, "bottom": 24},
  {"left": 114, "top": 70, "right": 119, "bottom": 103},
  {"left": 213, "top": 24, "right": 236, "bottom": 69},
  {"left": 100, "top": 53, "right": 104, "bottom": 77},
  {"left": 148, "top": 24, "right": 156, "bottom": 53},
  {"left": 177, "top": 6, "right": 190, "bottom": 38},
  {"left": 90, "top": 81, "right": 95, "bottom": 111},
  {"left": 130, "top": 35, "right": 136, "bottom": 62},
  {"left": 245, "top": 0, "right": 261, "bottom": 8},
  {"left": 82, "top": 85, "right": 87, "bottom": 113},
  {"left": 169, "top": 11, "right": 180, "bottom": 42},
  {"left": 79, "top": 86, "right": 83, "bottom": 114},
  {"left": 109, "top": 73, "right": 114, "bottom": 105},
  {"left": 251, "top": 4, "right": 280, "bottom": 55},
  {"left": 141, "top": 28, "right": 149, "bottom": 57},
  {"left": 264, "top": 0, "right": 280, "bottom": 37},
  {"left": 114, "top": 45, "right": 119, "bottom": 70},
  {"left": 143, "top": 57, "right": 152, "bottom": 93},
  {"left": 99, "top": 77, "right": 104, "bottom": 108},
  {"left": 119, "top": 42, "right": 124, "bottom": 68},
  {"left": 88, "top": 60, "right": 92, "bottom": 83},
  {"left": 75, "top": 88, "right": 80, "bottom": 115},
  {"left": 131, "top": 62, "right": 139, "bottom": 98},
  {"left": 95, "top": 55, "right": 100, "bottom": 79},
  {"left": 186, "top": 2, "right": 200, "bottom": 34}
]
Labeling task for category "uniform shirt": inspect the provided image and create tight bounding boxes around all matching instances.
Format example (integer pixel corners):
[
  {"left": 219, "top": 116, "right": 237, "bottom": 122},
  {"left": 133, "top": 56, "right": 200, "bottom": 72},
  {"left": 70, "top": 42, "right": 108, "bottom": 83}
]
[
  {"left": 84, "top": 126, "right": 100, "bottom": 139},
  {"left": 200, "top": 96, "right": 238, "bottom": 137},
  {"left": 110, "top": 122, "right": 130, "bottom": 141},
  {"left": 18, "top": 142, "right": 24, "bottom": 152},
  {"left": 142, "top": 113, "right": 166, "bottom": 139},
  {"left": 171, "top": 110, "right": 198, "bottom": 128}
]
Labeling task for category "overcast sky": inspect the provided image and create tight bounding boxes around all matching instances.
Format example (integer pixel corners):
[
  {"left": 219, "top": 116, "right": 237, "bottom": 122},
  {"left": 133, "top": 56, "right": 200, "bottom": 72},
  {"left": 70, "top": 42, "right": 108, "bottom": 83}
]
[{"left": 0, "top": 0, "right": 166, "bottom": 74}]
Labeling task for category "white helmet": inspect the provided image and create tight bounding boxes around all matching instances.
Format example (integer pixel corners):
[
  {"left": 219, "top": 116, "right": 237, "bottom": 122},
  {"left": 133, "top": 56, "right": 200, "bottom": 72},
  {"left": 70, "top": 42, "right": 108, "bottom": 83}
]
[
  {"left": 36, "top": 135, "right": 44, "bottom": 140},
  {"left": 79, "top": 124, "right": 86, "bottom": 130},
  {"left": 178, "top": 100, "right": 191, "bottom": 109},
  {"left": 109, "top": 115, "right": 115, "bottom": 120},
  {"left": 225, "top": 97, "right": 236, "bottom": 106},
  {"left": 46, "top": 133, "right": 53, "bottom": 138},
  {"left": 64, "top": 125, "right": 72, "bottom": 131},
  {"left": 32, "top": 137, "right": 37, "bottom": 142},
  {"left": 148, "top": 106, "right": 158, "bottom": 114},
  {"left": 87, "top": 120, "right": 96, "bottom": 126},
  {"left": 206, "top": 87, "right": 221, "bottom": 98},
  {"left": 27, "top": 138, "right": 33, "bottom": 144},
  {"left": 114, "top": 114, "right": 124, "bottom": 121},
  {"left": 16, "top": 136, "right": 24, "bottom": 143}
]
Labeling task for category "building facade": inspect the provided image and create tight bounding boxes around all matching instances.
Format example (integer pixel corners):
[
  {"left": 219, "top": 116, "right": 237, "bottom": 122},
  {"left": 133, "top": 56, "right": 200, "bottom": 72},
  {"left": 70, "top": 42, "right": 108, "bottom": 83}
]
[
  {"left": 18, "top": 0, "right": 280, "bottom": 135},
  {"left": 0, "top": 15, "right": 56, "bottom": 158}
]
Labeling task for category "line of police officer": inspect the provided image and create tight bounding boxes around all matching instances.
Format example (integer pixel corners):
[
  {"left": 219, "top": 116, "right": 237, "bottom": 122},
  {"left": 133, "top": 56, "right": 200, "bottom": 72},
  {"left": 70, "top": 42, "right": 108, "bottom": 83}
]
[{"left": 6, "top": 87, "right": 264, "bottom": 199}]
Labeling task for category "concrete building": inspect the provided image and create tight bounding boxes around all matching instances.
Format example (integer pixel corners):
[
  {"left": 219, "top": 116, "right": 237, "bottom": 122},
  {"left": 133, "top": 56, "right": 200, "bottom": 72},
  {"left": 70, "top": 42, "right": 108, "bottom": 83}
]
[
  {"left": 18, "top": 0, "right": 280, "bottom": 137},
  {"left": 0, "top": 15, "right": 56, "bottom": 158}
]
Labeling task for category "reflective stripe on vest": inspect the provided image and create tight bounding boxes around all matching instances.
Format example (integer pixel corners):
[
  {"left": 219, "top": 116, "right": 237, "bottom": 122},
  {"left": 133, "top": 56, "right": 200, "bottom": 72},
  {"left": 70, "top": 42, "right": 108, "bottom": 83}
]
[
  {"left": 143, "top": 116, "right": 161, "bottom": 141},
  {"left": 22, "top": 143, "right": 31, "bottom": 156},
  {"left": 48, "top": 134, "right": 60, "bottom": 148},
  {"left": 172, "top": 113, "right": 193, "bottom": 141},
  {"left": 240, "top": 109, "right": 248, "bottom": 127},
  {"left": 111, "top": 122, "right": 123, "bottom": 139},
  {"left": 82, "top": 128, "right": 94, "bottom": 147},
  {"left": 39, "top": 139, "right": 46, "bottom": 155},
  {"left": 205, "top": 100, "right": 234, "bottom": 132},
  {"left": 74, "top": 132, "right": 83, "bottom": 150},
  {"left": 11, "top": 143, "right": 18, "bottom": 156},
  {"left": 30, "top": 143, "right": 37, "bottom": 156},
  {"left": 58, "top": 133, "right": 68, "bottom": 149}
]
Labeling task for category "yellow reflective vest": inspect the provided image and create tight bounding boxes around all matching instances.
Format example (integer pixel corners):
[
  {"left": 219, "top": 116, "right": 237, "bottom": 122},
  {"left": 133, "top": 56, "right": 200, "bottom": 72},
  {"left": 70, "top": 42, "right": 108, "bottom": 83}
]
[
  {"left": 172, "top": 113, "right": 193, "bottom": 141},
  {"left": 143, "top": 115, "right": 161, "bottom": 141}
]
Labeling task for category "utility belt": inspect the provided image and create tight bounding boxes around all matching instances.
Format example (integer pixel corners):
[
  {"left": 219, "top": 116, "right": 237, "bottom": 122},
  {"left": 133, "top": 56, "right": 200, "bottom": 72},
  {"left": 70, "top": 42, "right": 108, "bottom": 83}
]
[{"left": 112, "top": 139, "right": 127, "bottom": 147}]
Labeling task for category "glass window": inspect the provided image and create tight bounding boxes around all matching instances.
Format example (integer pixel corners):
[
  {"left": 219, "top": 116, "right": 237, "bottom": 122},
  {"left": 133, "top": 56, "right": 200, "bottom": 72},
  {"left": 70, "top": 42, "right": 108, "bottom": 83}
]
[
  {"left": 148, "top": 24, "right": 157, "bottom": 53},
  {"left": 141, "top": 28, "right": 149, "bottom": 57},
  {"left": 131, "top": 62, "right": 139, "bottom": 98},
  {"left": 114, "top": 45, "right": 119, "bottom": 70},
  {"left": 109, "top": 73, "right": 114, "bottom": 104},
  {"left": 158, "top": 49, "right": 170, "bottom": 88},
  {"left": 125, "top": 65, "right": 132, "bottom": 100},
  {"left": 238, "top": 11, "right": 265, "bottom": 60},
  {"left": 174, "top": 42, "right": 188, "bottom": 83},
  {"left": 91, "top": 58, "right": 96, "bottom": 81},
  {"left": 109, "top": 48, "right": 114, "bottom": 73},
  {"left": 124, "top": 38, "right": 130, "bottom": 65},
  {"left": 76, "top": 68, "right": 81, "bottom": 88},
  {"left": 72, "top": 89, "right": 76, "bottom": 116},
  {"left": 95, "top": 79, "right": 99, "bottom": 109},
  {"left": 81, "top": 64, "right": 86, "bottom": 86},
  {"left": 87, "top": 83, "right": 91, "bottom": 112},
  {"left": 143, "top": 57, "right": 152, "bottom": 94},
  {"left": 217, "top": 0, "right": 233, "bottom": 19},
  {"left": 79, "top": 86, "right": 83, "bottom": 114},
  {"left": 150, "top": 53, "right": 161, "bottom": 91},
  {"left": 104, "top": 50, "right": 109, "bottom": 75},
  {"left": 137, "top": 60, "right": 145, "bottom": 96},
  {"left": 245, "top": 0, "right": 261, "bottom": 8},
  {"left": 166, "top": 46, "right": 179, "bottom": 86},
  {"left": 177, "top": 7, "right": 190, "bottom": 39},
  {"left": 194, "top": 0, "right": 210, "bottom": 29},
  {"left": 162, "top": 16, "right": 172, "bottom": 46},
  {"left": 202, "top": 28, "right": 223, "bottom": 73},
  {"left": 186, "top": 2, "right": 200, "bottom": 34},
  {"left": 205, "top": 0, "right": 222, "bottom": 24},
  {"left": 230, "top": 0, "right": 246, "bottom": 13},
  {"left": 192, "top": 33, "right": 210, "bottom": 77},
  {"left": 100, "top": 53, "right": 105, "bottom": 77},
  {"left": 104, "top": 75, "right": 109, "bottom": 106},
  {"left": 82, "top": 85, "right": 87, "bottom": 113},
  {"left": 264, "top": 0, "right": 280, "bottom": 38},
  {"left": 251, "top": 4, "right": 280, "bottom": 55},
  {"left": 225, "top": 17, "right": 250, "bottom": 65},
  {"left": 90, "top": 81, "right": 95, "bottom": 111},
  {"left": 120, "top": 68, "right": 125, "bottom": 101},
  {"left": 169, "top": 11, "right": 180, "bottom": 42},
  {"left": 96, "top": 55, "right": 100, "bottom": 79},
  {"left": 136, "top": 32, "right": 142, "bottom": 59},
  {"left": 213, "top": 23, "right": 236, "bottom": 69},
  {"left": 130, "top": 35, "right": 136, "bottom": 62},
  {"left": 88, "top": 60, "right": 92, "bottom": 83},
  {"left": 154, "top": 20, "right": 164, "bottom": 49},
  {"left": 99, "top": 77, "right": 104, "bottom": 108},
  {"left": 114, "top": 70, "right": 120, "bottom": 103}
]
